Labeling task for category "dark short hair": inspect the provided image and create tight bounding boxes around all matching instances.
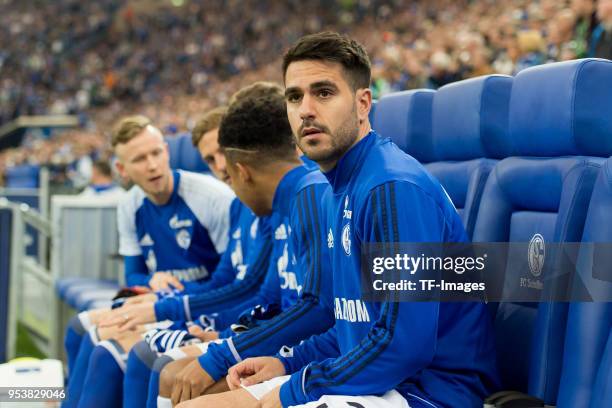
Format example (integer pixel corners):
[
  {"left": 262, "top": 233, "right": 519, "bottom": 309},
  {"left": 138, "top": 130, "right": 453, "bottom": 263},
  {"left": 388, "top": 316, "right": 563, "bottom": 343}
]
[
  {"left": 93, "top": 160, "right": 113, "bottom": 178},
  {"left": 282, "top": 31, "right": 371, "bottom": 90},
  {"left": 219, "top": 86, "right": 295, "bottom": 166},
  {"left": 228, "top": 81, "right": 284, "bottom": 106},
  {"left": 191, "top": 106, "right": 227, "bottom": 146}
]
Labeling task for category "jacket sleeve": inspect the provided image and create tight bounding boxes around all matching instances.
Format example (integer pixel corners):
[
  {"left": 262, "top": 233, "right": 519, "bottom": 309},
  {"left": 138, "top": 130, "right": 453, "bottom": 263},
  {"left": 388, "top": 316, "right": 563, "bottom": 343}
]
[
  {"left": 198, "top": 184, "right": 335, "bottom": 381},
  {"left": 153, "top": 236, "right": 274, "bottom": 322},
  {"left": 154, "top": 216, "right": 274, "bottom": 322},
  {"left": 276, "top": 326, "right": 340, "bottom": 375},
  {"left": 124, "top": 255, "right": 151, "bottom": 287},
  {"left": 280, "top": 181, "right": 453, "bottom": 406}
]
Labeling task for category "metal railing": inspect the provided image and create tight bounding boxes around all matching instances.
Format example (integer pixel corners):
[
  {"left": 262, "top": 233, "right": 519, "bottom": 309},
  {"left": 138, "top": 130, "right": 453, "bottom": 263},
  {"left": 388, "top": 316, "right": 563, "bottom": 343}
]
[{"left": 0, "top": 198, "right": 56, "bottom": 360}]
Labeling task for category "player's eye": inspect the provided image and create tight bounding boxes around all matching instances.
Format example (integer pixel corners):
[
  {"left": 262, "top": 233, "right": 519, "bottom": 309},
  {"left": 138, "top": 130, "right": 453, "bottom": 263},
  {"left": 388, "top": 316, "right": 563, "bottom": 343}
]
[
  {"left": 286, "top": 93, "right": 302, "bottom": 103},
  {"left": 317, "top": 89, "right": 333, "bottom": 98}
]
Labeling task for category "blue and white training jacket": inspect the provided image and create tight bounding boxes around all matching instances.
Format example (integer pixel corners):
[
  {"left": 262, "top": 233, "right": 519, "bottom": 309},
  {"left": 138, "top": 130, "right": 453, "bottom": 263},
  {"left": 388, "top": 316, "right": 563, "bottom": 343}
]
[{"left": 117, "top": 170, "right": 234, "bottom": 287}]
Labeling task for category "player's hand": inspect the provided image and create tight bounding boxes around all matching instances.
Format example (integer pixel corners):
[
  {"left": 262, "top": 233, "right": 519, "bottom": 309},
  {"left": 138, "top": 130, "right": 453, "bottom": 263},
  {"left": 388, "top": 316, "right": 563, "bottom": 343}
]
[
  {"left": 187, "top": 325, "right": 219, "bottom": 342},
  {"left": 226, "top": 357, "right": 286, "bottom": 390},
  {"left": 149, "top": 272, "right": 184, "bottom": 292},
  {"left": 124, "top": 293, "right": 157, "bottom": 305},
  {"left": 261, "top": 386, "right": 282, "bottom": 408},
  {"left": 171, "top": 359, "right": 214, "bottom": 405},
  {"left": 98, "top": 303, "right": 156, "bottom": 330}
]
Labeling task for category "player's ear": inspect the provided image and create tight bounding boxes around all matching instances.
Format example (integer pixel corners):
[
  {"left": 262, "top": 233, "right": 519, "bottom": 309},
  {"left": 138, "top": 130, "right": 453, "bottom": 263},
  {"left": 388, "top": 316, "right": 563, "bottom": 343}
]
[
  {"left": 114, "top": 158, "right": 128, "bottom": 179},
  {"left": 356, "top": 87, "right": 372, "bottom": 125},
  {"left": 235, "top": 162, "right": 252, "bottom": 183}
]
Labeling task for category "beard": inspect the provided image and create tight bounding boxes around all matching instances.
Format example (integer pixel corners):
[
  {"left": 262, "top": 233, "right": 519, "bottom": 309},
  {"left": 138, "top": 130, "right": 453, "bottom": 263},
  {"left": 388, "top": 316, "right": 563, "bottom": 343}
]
[{"left": 296, "top": 103, "right": 360, "bottom": 168}]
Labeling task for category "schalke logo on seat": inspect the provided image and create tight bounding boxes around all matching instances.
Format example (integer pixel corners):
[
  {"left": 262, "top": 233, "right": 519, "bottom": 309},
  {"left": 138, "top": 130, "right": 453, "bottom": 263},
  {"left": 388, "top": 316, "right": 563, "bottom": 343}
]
[{"left": 528, "top": 233, "right": 545, "bottom": 277}]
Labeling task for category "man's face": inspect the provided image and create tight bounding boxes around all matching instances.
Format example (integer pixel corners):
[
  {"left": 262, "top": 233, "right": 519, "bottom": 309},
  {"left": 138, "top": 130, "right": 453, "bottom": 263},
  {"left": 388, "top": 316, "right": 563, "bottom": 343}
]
[
  {"left": 197, "top": 128, "right": 230, "bottom": 185},
  {"left": 115, "top": 126, "right": 171, "bottom": 198},
  {"left": 284, "top": 60, "right": 363, "bottom": 170}
]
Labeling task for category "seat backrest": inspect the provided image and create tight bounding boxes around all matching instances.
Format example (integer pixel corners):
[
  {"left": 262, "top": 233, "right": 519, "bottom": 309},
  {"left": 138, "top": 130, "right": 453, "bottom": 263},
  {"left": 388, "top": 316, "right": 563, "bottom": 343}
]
[
  {"left": 473, "top": 58, "right": 612, "bottom": 403},
  {"left": 426, "top": 75, "right": 513, "bottom": 238},
  {"left": 591, "top": 328, "right": 612, "bottom": 407},
  {"left": 368, "top": 99, "right": 377, "bottom": 128},
  {"left": 557, "top": 156, "right": 612, "bottom": 408},
  {"left": 166, "top": 133, "right": 209, "bottom": 173},
  {"left": 5, "top": 164, "right": 40, "bottom": 188},
  {"left": 374, "top": 89, "right": 436, "bottom": 163}
]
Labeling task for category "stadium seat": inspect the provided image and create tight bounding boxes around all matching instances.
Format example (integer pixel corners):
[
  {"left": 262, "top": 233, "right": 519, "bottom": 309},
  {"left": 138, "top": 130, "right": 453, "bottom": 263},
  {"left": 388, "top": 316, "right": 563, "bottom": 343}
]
[
  {"left": 556, "top": 156, "right": 612, "bottom": 408},
  {"left": 56, "top": 277, "right": 120, "bottom": 309},
  {"left": 427, "top": 75, "right": 514, "bottom": 238},
  {"left": 166, "top": 133, "right": 210, "bottom": 173},
  {"left": 374, "top": 76, "right": 514, "bottom": 239},
  {"left": 474, "top": 58, "right": 612, "bottom": 405},
  {"left": 368, "top": 99, "right": 377, "bottom": 128},
  {"left": 5, "top": 164, "right": 40, "bottom": 188},
  {"left": 374, "top": 89, "right": 436, "bottom": 163},
  {"left": 591, "top": 329, "right": 612, "bottom": 407}
]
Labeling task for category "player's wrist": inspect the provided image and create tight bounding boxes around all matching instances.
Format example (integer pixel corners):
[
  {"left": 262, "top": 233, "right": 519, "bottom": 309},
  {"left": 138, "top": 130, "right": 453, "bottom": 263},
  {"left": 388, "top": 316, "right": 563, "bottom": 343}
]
[{"left": 270, "top": 357, "right": 287, "bottom": 377}]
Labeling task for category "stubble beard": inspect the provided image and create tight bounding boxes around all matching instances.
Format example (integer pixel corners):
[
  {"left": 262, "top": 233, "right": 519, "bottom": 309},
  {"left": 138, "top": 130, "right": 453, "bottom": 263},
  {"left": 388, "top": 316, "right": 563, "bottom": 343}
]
[{"left": 298, "top": 104, "right": 360, "bottom": 169}]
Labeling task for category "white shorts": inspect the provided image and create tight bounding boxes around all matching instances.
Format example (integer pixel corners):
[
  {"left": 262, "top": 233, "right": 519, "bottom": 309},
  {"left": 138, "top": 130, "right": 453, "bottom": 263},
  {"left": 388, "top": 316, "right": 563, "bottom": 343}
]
[{"left": 243, "top": 375, "right": 411, "bottom": 408}]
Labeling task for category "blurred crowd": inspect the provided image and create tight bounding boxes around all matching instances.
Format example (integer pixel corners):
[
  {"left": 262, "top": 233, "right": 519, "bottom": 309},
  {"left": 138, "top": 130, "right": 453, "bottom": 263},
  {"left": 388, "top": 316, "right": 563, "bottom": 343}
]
[
  {"left": 1, "top": 0, "right": 612, "bottom": 187},
  {"left": 0, "top": 130, "right": 110, "bottom": 188}
]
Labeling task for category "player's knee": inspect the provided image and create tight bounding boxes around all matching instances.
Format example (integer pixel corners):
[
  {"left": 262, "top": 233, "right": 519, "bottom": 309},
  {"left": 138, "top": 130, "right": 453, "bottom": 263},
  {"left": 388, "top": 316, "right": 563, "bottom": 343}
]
[
  {"left": 152, "top": 355, "right": 173, "bottom": 374},
  {"left": 68, "top": 314, "right": 86, "bottom": 335},
  {"left": 131, "top": 340, "right": 158, "bottom": 369}
]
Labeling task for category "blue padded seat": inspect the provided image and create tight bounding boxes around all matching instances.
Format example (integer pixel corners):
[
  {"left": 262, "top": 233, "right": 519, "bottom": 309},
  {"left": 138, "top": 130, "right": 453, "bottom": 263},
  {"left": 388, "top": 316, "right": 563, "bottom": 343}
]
[
  {"left": 84, "top": 299, "right": 114, "bottom": 311},
  {"left": 368, "top": 99, "right": 377, "bottom": 128},
  {"left": 5, "top": 164, "right": 40, "bottom": 188},
  {"left": 374, "top": 89, "right": 436, "bottom": 163},
  {"left": 166, "top": 133, "right": 210, "bottom": 173},
  {"left": 74, "top": 288, "right": 121, "bottom": 311},
  {"left": 475, "top": 58, "right": 612, "bottom": 405},
  {"left": 56, "top": 277, "right": 120, "bottom": 310},
  {"left": 56, "top": 277, "right": 118, "bottom": 300},
  {"left": 591, "top": 330, "right": 612, "bottom": 407},
  {"left": 427, "top": 75, "right": 514, "bottom": 238},
  {"left": 474, "top": 156, "right": 601, "bottom": 397},
  {"left": 373, "top": 78, "right": 513, "bottom": 239},
  {"left": 557, "top": 157, "right": 612, "bottom": 408}
]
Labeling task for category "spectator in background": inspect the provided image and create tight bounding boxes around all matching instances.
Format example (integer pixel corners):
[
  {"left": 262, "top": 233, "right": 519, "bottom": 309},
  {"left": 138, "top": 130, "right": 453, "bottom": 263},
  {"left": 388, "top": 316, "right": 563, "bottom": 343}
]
[
  {"left": 571, "top": 0, "right": 597, "bottom": 58},
  {"left": 426, "top": 50, "right": 461, "bottom": 88},
  {"left": 591, "top": 0, "right": 612, "bottom": 59},
  {"left": 515, "top": 30, "right": 546, "bottom": 73},
  {"left": 547, "top": 9, "right": 577, "bottom": 61},
  {"left": 79, "top": 159, "right": 124, "bottom": 198},
  {"left": 0, "top": 0, "right": 606, "bottom": 144}
]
